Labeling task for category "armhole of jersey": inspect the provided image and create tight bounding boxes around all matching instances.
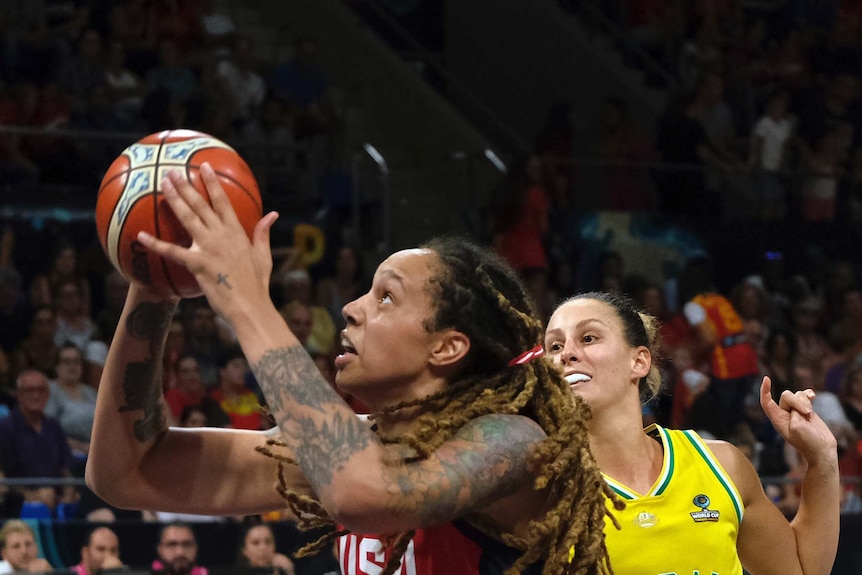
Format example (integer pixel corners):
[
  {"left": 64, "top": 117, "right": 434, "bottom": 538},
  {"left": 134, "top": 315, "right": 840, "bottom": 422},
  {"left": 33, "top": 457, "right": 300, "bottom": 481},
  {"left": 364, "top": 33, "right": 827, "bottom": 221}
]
[{"left": 681, "top": 430, "right": 744, "bottom": 524}]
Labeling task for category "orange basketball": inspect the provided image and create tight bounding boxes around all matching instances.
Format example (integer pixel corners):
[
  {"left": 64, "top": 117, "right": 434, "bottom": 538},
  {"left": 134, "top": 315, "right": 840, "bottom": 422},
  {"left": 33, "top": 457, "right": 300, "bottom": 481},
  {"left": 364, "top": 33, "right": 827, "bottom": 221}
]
[{"left": 96, "top": 129, "right": 262, "bottom": 298}]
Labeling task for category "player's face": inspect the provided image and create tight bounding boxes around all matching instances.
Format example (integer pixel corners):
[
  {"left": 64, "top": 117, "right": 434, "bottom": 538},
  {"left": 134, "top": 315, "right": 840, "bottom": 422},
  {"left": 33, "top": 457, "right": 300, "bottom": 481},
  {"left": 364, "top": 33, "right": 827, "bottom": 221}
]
[
  {"left": 242, "top": 525, "right": 275, "bottom": 567},
  {"left": 545, "top": 298, "right": 643, "bottom": 411},
  {"left": 336, "top": 249, "right": 440, "bottom": 405},
  {"left": 2, "top": 531, "right": 38, "bottom": 570},
  {"left": 158, "top": 526, "right": 197, "bottom": 573}
]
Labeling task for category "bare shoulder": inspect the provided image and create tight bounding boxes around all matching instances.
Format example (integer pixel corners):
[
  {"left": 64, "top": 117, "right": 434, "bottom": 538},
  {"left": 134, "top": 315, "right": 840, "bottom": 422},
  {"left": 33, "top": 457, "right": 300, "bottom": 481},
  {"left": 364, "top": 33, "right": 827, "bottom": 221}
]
[
  {"left": 703, "top": 438, "right": 761, "bottom": 499},
  {"left": 452, "top": 413, "right": 547, "bottom": 445}
]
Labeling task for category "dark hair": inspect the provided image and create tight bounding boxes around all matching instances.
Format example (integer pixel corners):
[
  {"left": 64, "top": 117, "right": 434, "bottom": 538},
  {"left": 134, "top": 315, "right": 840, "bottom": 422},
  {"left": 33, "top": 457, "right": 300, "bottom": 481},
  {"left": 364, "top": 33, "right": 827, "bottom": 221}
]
[
  {"left": 179, "top": 404, "right": 207, "bottom": 427},
  {"left": 158, "top": 522, "right": 196, "bottom": 544}
]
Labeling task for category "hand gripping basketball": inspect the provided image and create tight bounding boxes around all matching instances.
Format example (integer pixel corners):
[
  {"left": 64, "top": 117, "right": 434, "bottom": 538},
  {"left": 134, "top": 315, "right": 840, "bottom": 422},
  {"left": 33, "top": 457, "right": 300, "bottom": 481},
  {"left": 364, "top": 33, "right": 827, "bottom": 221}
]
[{"left": 137, "top": 163, "right": 279, "bottom": 322}]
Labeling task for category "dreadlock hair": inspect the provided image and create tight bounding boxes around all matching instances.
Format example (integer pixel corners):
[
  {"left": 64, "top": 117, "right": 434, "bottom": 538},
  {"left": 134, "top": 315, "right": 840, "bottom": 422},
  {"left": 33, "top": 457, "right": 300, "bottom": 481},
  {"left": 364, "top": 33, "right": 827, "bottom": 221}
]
[
  {"left": 258, "top": 237, "right": 618, "bottom": 575},
  {"left": 560, "top": 292, "right": 663, "bottom": 402}
]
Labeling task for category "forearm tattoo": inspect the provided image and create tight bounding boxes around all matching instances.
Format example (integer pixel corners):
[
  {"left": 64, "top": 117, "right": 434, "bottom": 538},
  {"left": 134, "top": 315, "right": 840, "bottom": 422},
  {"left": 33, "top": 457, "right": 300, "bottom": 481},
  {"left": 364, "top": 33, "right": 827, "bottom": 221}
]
[
  {"left": 252, "top": 346, "right": 372, "bottom": 487},
  {"left": 118, "top": 301, "right": 173, "bottom": 442}
]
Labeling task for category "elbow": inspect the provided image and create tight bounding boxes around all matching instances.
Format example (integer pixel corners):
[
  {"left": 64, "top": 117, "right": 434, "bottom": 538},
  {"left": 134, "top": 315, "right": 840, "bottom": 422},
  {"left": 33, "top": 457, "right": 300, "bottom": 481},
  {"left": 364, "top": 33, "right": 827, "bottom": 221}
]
[{"left": 324, "top": 485, "right": 407, "bottom": 534}]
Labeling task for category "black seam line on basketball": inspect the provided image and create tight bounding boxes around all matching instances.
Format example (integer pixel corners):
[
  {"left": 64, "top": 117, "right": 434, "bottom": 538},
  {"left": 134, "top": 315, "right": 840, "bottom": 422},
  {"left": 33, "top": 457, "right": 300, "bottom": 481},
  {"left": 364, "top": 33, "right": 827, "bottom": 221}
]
[
  {"left": 188, "top": 163, "right": 262, "bottom": 213},
  {"left": 98, "top": 170, "right": 127, "bottom": 199},
  {"left": 156, "top": 132, "right": 181, "bottom": 297}
]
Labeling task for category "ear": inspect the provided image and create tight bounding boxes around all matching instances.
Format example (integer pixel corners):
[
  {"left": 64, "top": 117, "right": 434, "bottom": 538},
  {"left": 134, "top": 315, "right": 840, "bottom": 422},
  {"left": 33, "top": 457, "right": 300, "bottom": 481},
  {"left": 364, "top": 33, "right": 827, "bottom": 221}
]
[
  {"left": 631, "top": 346, "right": 651, "bottom": 381},
  {"left": 428, "top": 329, "right": 471, "bottom": 367}
]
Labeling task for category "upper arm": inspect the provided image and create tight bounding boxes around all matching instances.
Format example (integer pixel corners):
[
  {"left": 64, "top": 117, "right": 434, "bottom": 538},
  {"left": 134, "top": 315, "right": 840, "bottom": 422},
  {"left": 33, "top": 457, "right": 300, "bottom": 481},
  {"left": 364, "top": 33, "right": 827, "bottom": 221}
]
[
  {"left": 332, "top": 414, "right": 546, "bottom": 533},
  {"left": 710, "top": 442, "right": 801, "bottom": 575},
  {"left": 106, "top": 426, "right": 312, "bottom": 517}
]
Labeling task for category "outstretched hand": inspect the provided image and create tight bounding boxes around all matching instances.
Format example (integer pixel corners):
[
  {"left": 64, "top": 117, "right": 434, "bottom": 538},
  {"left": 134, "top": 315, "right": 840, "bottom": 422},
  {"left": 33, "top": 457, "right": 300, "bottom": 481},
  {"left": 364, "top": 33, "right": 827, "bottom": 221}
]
[
  {"left": 136, "top": 163, "right": 279, "bottom": 322},
  {"left": 760, "top": 376, "right": 838, "bottom": 468}
]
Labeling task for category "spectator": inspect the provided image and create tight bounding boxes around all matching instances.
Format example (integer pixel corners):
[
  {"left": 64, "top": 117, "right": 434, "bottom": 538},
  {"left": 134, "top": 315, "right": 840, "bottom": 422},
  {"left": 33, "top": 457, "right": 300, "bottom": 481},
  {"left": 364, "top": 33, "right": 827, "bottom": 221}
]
[
  {"left": 197, "top": 0, "right": 237, "bottom": 60},
  {"left": 45, "top": 342, "right": 97, "bottom": 458},
  {"left": 237, "top": 523, "right": 294, "bottom": 575},
  {"left": 53, "top": 279, "right": 96, "bottom": 352},
  {"left": 56, "top": 28, "right": 107, "bottom": 114},
  {"left": 215, "top": 35, "right": 265, "bottom": 126},
  {"left": 178, "top": 405, "right": 207, "bottom": 428},
  {"left": 30, "top": 242, "right": 92, "bottom": 316},
  {"left": 679, "top": 255, "right": 760, "bottom": 439},
  {"left": 268, "top": 37, "right": 336, "bottom": 138},
  {"left": 208, "top": 347, "right": 262, "bottom": 430},
  {"left": 800, "top": 126, "right": 842, "bottom": 223},
  {"left": 315, "top": 245, "right": 365, "bottom": 332},
  {"left": 279, "top": 301, "right": 322, "bottom": 356},
  {"left": 163, "top": 354, "right": 230, "bottom": 427},
  {"left": 276, "top": 269, "right": 336, "bottom": 355},
  {"left": 71, "top": 526, "right": 125, "bottom": 575},
  {"left": 791, "top": 296, "right": 836, "bottom": 371},
  {"left": 598, "top": 97, "right": 657, "bottom": 211},
  {"left": 94, "top": 270, "right": 130, "bottom": 344},
  {"left": 108, "top": 0, "right": 158, "bottom": 75},
  {"left": 749, "top": 90, "right": 794, "bottom": 221},
  {"left": 145, "top": 38, "right": 198, "bottom": 105},
  {"left": 181, "top": 301, "right": 229, "bottom": 389},
  {"left": 11, "top": 307, "right": 58, "bottom": 382},
  {"left": 0, "top": 370, "right": 76, "bottom": 510},
  {"left": 762, "top": 327, "right": 797, "bottom": 399},
  {"left": 161, "top": 319, "right": 186, "bottom": 392},
  {"left": 0, "top": 520, "right": 53, "bottom": 574},
  {"left": 152, "top": 523, "right": 208, "bottom": 575},
  {"left": 103, "top": 40, "right": 146, "bottom": 126},
  {"left": 490, "top": 154, "right": 551, "bottom": 320}
]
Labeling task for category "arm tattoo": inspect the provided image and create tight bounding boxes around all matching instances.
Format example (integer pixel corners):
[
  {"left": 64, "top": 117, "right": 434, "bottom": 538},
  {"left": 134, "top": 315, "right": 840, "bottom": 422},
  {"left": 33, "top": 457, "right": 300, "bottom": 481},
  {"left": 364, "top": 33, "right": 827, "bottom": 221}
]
[
  {"left": 384, "top": 414, "right": 543, "bottom": 527},
  {"left": 118, "top": 301, "right": 173, "bottom": 442},
  {"left": 252, "top": 346, "right": 372, "bottom": 487}
]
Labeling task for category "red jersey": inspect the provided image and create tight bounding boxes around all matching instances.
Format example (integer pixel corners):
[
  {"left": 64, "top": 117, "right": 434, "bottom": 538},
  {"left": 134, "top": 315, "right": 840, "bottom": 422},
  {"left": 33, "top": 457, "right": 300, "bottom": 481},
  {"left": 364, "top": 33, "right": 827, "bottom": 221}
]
[
  {"left": 692, "top": 294, "right": 758, "bottom": 379},
  {"left": 338, "top": 521, "right": 541, "bottom": 575}
]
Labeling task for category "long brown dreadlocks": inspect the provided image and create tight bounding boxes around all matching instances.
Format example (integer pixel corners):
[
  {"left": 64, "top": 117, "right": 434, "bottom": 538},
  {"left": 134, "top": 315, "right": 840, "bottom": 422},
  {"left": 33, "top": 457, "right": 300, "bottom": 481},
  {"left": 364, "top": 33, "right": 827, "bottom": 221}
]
[{"left": 258, "top": 237, "right": 623, "bottom": 575}]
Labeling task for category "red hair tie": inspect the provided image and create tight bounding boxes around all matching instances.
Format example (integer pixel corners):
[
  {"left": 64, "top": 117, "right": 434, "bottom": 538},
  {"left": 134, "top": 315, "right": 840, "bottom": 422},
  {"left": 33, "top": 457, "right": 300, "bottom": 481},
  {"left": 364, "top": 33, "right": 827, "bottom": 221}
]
[{"left": 508, "top": 344, "right": 545, "bottom": 367}]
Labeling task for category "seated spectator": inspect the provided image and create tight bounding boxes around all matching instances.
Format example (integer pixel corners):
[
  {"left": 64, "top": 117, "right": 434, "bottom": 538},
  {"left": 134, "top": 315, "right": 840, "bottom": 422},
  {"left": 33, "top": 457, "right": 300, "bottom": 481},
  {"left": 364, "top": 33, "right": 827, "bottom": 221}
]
[
  {"left": 164, "top": 354, "right": 230, "bottom": 427},
  {"left": 178, "top": 405, "right": 208, "bottom": 428},
  {"left": 215, "top": 35, "right": 265, "bottom": 127},
  {"left": 146, "top": 38, "right": 198, "bottom": 105},
  {"left": 197, "top": 0, "right": 237, "bottom": 60},
  {"left": 53, "top": 279, "right": 96, "bottom": 352},
  {"left": 71, "top": 526, "right": 125, "bottom": 575},
  {"left": 279, "top": 301, "right": 321, "bottom": 356},
  {"left": 0, "top": 520, "right": 53, "bottom": 574},
  {"left": 11, "top": 306, "right": 58, "bottom": 382},
  {"left": 56, "top": 28, "right": 106, "bottom": 114},
  {"left": 152, "top": 523, "right": 208, "bottom": 575},
  {"left": 162, "top": 319, "right": 186, "bottom": 392},
  {"left": 104, "top": 41, "right": 146, "bottom": 125},
  {"left": 181, "top": 301, "right": 229, "bottom": 389},
  {"left": 315, "top": 245, "right": 365, "bottom": 332},
  {"left": 749, "top": 90, "right": 793, "bottom": 221},
  {"left": 840, "top": 363, "right": 862, "bottom": 432},
  {"left": 0, "top": 370, "right": 76, "bottom": 510},
  {"left": 237, "top": 523, "right": 294, "bottom": 575},
  {"left": 29, "top": 242, "right": 92, "bottom": 316},
  {"left": 109, "top": 0, "right": 159, "bottom": 74},
  {"left": 45, "top": 343, "right": 97, "bottom": 458},
  {"left": 208, "top": 347, "right": 262, "bottom": 430},
  {"left": 276, "top": 269, "right": 336, "bottom": 355},
  {"left": 268, "top": 37, "right": 337, "bottom": 138}
]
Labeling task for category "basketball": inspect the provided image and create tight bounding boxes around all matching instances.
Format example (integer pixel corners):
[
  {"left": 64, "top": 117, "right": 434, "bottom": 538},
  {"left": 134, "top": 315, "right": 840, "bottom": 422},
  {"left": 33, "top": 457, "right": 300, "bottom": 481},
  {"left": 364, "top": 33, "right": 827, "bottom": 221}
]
[{"left": 96, "top": 129, "right": 262, "bottom": 298}]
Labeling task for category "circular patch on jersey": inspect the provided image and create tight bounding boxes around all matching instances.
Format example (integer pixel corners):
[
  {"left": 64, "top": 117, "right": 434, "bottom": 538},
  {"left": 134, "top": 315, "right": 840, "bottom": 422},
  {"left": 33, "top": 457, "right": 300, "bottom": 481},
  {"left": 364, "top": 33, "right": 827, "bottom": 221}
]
[{"left": 693, "top": 494, "right": 711, "bottom": 509}]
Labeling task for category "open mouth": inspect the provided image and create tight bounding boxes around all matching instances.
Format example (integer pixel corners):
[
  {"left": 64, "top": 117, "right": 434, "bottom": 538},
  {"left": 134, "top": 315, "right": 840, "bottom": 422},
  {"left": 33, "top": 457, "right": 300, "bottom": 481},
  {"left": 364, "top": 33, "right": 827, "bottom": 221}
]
[
  {"left": 564, "top": 373, "right": 591, "bottom": 385},
  {"left": 340, "top": 334, "right": 357, "bottom": 356}
]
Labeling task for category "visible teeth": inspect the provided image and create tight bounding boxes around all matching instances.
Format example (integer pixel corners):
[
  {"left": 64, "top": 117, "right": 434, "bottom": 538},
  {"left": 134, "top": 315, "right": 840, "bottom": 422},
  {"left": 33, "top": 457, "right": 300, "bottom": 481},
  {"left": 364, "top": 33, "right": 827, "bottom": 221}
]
[{"left": 565, "top": 373, "right": 590, "bottom": 384}]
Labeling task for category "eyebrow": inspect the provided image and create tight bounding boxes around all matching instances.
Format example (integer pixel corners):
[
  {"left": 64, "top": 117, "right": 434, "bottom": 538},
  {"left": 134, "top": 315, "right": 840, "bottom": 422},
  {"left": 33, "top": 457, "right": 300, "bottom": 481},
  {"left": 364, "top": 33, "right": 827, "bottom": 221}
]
[
  {"left": 377, "top": 269, "right": 406, "bottom": 288},
  {"left": 546, "top": 318, "right": 609, "bottom": 339}
]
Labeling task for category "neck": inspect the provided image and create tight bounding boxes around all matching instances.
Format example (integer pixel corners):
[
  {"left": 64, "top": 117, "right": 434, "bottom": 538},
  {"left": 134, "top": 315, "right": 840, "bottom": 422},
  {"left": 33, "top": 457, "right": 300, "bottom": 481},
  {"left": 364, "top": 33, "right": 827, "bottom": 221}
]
[{"left": 21, "top": 409, "right": 43, "bottom": 428}]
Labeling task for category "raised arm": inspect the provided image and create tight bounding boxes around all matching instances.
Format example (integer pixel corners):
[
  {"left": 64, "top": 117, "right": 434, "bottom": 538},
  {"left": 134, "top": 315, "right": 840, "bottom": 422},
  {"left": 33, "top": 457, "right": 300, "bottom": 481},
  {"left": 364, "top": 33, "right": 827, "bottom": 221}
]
[
  {"left": 135, "top": 166, "right": 546, "bottom": 533},
  {"left": 716, "top": 376, "right": 840, "bottom": 575},
  {"left": 85, "top": 283, "right": 301, "bottom": 516}
]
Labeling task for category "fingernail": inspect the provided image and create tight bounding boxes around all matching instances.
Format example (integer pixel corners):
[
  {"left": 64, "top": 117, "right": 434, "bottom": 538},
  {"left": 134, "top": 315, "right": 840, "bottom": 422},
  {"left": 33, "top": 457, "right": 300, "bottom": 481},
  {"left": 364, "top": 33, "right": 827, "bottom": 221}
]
[
  {"left": 161, "top": 177, "right": 173, "bottom": 193},
  {"left": 201, "top": 162, "right": 213, "bottom": 175},
  {"left": 137, "top": 231, "right": 152, "bottom": 242}
]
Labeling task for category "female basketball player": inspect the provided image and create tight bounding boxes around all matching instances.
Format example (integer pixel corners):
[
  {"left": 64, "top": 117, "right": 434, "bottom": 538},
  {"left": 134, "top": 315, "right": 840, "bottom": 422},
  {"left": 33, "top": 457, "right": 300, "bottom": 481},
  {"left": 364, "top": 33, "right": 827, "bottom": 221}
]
[
  {"left": 545, "top": 292, "right": 840, "bottom": 575},
  {"left": 87, "top": 165, "right": 613, "bottom": 575}
]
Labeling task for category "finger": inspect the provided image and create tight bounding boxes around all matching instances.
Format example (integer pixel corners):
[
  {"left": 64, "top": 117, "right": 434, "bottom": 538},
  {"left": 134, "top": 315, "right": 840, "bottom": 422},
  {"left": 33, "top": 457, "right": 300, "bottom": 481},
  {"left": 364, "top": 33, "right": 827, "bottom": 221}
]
[
  {"left": 167, "top": 169, "right": 220, "bottom": 228},
  {"left": 160, "top": 175, "right": 206, "bottom": 235},
  {"left": 759, "top": 376, "right": 779, "bottom": 415},
  {"left": 200, "top": 162, "right": 241, "bottom": 226},
  {"left": 137, "top": 230, "right": 192, "bottom": 267},
  {"left": 253, "top": 212, "right": 278, "bottom": 281},
  {"left": 777, "top": 389, "right": 814, "bottom": 418}
]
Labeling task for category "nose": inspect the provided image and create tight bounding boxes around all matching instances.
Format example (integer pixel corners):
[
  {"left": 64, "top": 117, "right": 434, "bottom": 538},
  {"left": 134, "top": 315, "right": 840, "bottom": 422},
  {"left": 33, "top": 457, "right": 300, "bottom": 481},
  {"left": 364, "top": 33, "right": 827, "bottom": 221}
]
[
  {"left": 559, "top": 341, "right": 579, "bottom": 366},
  {"left": 341, "top": 295, "right": 363, "bottom": 326}
]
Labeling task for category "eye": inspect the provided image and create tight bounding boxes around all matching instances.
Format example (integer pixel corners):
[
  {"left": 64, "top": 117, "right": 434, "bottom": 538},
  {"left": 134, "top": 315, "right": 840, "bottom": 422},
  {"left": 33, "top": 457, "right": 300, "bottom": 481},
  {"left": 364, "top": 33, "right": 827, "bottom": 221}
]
[
  {"left": 379, "top": 292, "right": 393, "bottom": 304},
  {"left": 582, "top": 334, "right": 596, "bottom": 343},
  {"left": 546, "top": 342, "right": 563, "bottom": 353}
]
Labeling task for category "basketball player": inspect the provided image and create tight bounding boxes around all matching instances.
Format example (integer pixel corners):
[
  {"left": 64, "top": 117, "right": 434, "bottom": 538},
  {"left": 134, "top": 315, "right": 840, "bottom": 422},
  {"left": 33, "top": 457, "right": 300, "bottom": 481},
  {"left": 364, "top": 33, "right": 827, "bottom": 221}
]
[
  {"left": 545, "top": 292, "right": 840, "bottom": 575},
  {"left": 87, "top": 165, "right": 613, "bottom": 575}
]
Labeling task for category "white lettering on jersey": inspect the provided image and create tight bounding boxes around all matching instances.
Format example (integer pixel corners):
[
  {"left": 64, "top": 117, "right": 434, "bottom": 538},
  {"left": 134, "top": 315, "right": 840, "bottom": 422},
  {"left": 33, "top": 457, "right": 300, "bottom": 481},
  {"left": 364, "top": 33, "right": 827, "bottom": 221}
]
[{"left": 340, "top": 534, "right": 417, "bottom": 575}]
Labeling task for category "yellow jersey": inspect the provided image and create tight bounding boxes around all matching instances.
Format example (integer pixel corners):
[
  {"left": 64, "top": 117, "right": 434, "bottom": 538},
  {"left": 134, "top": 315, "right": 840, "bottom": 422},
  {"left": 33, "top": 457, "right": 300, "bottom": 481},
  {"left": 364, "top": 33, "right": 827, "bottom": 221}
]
[{"left": 574, "top": 425, "right": 744, "bottom": 575}]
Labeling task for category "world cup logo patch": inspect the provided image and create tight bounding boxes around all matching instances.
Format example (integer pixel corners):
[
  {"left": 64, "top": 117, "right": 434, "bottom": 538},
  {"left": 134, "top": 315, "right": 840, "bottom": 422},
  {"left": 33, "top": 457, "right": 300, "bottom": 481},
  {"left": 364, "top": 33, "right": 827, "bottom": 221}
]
[{"left": 689, "top": 494, "right": 720, "bottom": 523}]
